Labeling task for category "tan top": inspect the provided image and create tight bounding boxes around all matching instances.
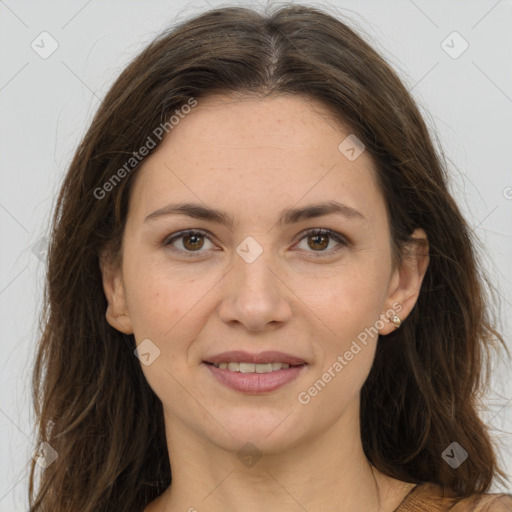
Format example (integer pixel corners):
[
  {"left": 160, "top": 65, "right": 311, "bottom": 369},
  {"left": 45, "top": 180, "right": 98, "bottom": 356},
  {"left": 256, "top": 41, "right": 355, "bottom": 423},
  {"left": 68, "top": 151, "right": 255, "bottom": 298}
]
[
  {"left": 143, "top": 482, "right": 512, "bottom": 511},
  {"left": 395, "top": 482, "right": 512, "bottom": 511}
]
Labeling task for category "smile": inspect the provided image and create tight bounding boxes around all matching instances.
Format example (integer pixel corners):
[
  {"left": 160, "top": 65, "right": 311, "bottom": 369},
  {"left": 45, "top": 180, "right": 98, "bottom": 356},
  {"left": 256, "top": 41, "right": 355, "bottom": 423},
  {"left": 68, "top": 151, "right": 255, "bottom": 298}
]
[
  {"left": 209, "top": 362, "right": 292, "bottom": 373},
  {"left": 203, "top": 361, "right": 308, "bottom": 393}
]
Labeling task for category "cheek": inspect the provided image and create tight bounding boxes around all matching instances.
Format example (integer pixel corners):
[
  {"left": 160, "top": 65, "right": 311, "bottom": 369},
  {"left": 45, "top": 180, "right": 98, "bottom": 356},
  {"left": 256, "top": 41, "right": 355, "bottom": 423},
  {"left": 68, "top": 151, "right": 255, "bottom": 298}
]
[
  {"left": 298, "top": 267, "right": 386, "bottom": 412},
  {"left": 299, "top": 260, "right": 389, "bottom": 397},
  {"left": 122, "top": 255, "right": 178, "bottom": 340},
  {"left": 308, "top": 261, "right": 388, "bottom": 336},
  {"left": 123, "top": 254, "right": 218, "bottom": 345},
  {"left": 122, "top": 257, "right": 207, "bottom": 396}
]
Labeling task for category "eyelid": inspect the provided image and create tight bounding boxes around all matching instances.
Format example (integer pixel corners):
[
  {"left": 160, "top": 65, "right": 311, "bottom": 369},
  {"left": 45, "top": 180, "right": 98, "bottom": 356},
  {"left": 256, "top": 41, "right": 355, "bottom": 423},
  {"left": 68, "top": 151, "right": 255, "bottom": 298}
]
[
  {"left": 163, "top": 228, "right": 215, "bottom": 257},
  {"left": 294, "top": 228, "right": 348, "bottom": 258},
  {"left": 163, "top": 227, "right": 348, "bottom": 257}
]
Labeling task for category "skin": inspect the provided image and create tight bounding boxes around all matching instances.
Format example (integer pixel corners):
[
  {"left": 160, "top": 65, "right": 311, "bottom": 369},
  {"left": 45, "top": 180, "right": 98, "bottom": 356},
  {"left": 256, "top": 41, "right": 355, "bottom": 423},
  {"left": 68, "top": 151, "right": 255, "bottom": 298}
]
[{"left": 100, "top": 93, "right": 429, "bottom": 512}]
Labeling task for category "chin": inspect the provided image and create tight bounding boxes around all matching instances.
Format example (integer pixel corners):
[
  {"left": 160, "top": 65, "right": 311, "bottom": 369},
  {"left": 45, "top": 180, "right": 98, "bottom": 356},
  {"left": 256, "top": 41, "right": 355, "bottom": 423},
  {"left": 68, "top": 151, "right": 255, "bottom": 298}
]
[{"left": 200, "top": 410, "right": 308, "bottom": 455}]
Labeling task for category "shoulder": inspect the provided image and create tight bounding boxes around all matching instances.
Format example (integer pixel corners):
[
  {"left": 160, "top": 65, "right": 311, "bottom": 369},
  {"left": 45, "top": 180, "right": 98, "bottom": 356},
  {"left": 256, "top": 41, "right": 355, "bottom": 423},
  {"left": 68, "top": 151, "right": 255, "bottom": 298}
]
[
  {"left": 450, "top": 493, "right": 512, "bottom": 511},
  {"left": 396, "top": 482, "right": 512, "bottom": 512}
]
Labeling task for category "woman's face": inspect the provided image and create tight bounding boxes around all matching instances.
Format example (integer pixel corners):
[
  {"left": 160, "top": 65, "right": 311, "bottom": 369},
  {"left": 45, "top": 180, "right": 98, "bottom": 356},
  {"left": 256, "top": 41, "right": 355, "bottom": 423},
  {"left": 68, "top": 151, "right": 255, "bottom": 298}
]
[{"left": 102, "top": 93, "right": 426, "bottom": 454}]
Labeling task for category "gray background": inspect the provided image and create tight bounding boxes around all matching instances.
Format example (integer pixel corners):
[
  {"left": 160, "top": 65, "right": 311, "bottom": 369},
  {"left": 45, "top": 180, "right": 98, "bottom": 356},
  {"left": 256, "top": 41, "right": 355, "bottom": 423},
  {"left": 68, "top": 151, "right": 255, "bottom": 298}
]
[{"left": 1, "top": 0, "right": 511, "bottom": 510}]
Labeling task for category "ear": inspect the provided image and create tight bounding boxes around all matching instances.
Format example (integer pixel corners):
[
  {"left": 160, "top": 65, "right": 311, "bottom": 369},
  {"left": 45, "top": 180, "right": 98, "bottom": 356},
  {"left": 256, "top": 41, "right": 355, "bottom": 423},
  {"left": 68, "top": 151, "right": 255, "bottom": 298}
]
[
  {"left": 99, "top": 248, "right": 134, "bottom": 335},
  {"left": 378, "top": 228, "right": 429, "bottom": 335}
]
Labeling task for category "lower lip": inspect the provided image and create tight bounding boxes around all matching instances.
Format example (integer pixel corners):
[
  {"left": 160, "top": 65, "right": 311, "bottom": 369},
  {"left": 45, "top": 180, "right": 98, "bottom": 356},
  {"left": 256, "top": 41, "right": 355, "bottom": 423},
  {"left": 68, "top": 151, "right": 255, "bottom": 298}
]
[{"left": 203, "top": 363, "right": 308, "bottom": 393}]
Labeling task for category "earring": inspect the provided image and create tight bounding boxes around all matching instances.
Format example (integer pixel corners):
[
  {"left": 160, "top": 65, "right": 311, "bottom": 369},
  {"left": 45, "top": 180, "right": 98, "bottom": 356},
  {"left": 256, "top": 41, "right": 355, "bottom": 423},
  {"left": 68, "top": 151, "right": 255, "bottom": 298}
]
[{"left": 392, "top": 315, "right": 402, "bottom": 329}]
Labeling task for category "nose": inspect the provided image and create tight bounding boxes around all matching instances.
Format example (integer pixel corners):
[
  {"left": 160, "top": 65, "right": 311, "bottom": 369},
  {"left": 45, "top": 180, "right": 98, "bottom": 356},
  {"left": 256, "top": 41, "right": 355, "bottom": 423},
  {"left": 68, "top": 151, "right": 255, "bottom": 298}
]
[{"left": 216, "top": 246, "right": 293, "bottom": 332}]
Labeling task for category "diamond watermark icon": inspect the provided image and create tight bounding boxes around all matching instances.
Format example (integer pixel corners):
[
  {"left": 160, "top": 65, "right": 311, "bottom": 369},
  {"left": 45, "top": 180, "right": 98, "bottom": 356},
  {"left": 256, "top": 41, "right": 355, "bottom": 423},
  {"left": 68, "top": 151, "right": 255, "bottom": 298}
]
[
  {"left": 441, "top": 31, "right": 469, "bottom": 59},
  {"left": 31, "top": 236, "right": 48, "bottom": 261},
  {"left": 338, "top": 134, "right": 365, "bottom": 161},
  {"left": 236, "top": 236, "right": 263, "bottom": 264},
  {"left": 134, "top": 338, "right": 161, "bottom": 366},
  {"left": 31, "top": 31, "right": 59, "bottom": 59},
  {"left": 32, "top": 441, "right": 58, "bottom": 469},
  {"left": 237, "top": 442, "right": 262, "bottom": 468},
  {"left": 441, "top": 441, "right": 468, "bottom": 468}
]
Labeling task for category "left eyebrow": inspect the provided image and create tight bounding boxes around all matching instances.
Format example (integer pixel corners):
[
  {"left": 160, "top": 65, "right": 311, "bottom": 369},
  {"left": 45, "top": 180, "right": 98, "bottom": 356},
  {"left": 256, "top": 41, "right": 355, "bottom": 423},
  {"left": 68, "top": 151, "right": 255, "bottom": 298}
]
[{"left": 144, "top": 200, "right": 367, "bottom": 228}]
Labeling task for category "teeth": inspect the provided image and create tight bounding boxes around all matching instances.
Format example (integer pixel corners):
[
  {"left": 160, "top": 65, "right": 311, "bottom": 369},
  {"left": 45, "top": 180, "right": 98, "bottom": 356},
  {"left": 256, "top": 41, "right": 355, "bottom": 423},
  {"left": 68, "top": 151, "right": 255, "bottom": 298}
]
[
  {"left": 256, "top": 363, "right": 273, "bottom": 373},
  {"left": 240, "top": 362, "right": 255, "bottom": 373},
  {"left": 213, "top": 362, "right": 291, "bottom": 372}
]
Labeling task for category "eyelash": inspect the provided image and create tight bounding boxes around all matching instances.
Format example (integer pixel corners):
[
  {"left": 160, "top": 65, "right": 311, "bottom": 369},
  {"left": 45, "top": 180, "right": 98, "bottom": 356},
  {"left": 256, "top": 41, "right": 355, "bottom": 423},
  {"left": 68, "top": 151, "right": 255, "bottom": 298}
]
[{"left": 163, "top": 228, "right": 348, "bottom": 259}]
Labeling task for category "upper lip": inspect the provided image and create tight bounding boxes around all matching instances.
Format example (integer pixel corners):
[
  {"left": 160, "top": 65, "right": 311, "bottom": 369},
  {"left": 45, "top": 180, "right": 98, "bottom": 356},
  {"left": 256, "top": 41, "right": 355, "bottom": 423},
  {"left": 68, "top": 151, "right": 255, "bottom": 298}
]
[{"left": 204, "top": 351, "right": 307, "bottom": 366}]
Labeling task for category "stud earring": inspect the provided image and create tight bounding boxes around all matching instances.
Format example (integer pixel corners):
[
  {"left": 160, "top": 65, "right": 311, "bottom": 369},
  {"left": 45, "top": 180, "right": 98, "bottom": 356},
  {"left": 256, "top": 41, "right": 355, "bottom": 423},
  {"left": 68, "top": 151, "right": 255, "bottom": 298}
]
[{"left": 392, "top": 315, "right": 402, "bottom": 329}]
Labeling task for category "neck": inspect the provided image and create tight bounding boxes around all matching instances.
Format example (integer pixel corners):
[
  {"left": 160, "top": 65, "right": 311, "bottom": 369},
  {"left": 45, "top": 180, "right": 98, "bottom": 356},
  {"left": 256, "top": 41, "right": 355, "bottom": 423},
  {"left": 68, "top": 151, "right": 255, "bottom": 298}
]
[{"left": 147, "top": 401, "right": 413, "bottom": 512}]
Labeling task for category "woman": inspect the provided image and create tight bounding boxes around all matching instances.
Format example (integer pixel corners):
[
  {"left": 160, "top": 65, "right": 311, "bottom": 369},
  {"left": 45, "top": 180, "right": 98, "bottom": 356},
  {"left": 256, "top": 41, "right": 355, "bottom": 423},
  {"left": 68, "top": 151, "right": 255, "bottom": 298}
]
[{"left": 29, "top": 4, "right": 512, "bottom": 511}]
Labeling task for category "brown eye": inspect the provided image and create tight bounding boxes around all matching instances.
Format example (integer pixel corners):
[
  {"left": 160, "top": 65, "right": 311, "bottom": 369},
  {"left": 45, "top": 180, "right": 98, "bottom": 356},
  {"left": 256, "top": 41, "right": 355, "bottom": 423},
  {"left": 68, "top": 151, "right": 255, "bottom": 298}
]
[
  {"left": 295, "top": 228, "right": 348, "bottom": 256},
  {"left": 181, "top": 233, "right": 205, "bottom": 251},
  {"left": 164, "top": 229, "right": 214, "bottom": 256},
  {"left": 307, "top": 232, "right": 329, "bottom": 251}
]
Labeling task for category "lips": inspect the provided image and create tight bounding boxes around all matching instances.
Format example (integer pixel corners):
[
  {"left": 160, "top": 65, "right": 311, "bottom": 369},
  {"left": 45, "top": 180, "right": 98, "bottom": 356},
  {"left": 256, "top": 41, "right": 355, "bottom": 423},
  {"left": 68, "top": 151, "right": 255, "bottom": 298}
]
[
  {"left": 203, "top": 350, "right": 307, "bottom": 367},
  {"left": 202, "top": 350, "right": 308, "bottom": 393},
  {"left": 204, "top": 358, "right": 308, "bottom": 393}
]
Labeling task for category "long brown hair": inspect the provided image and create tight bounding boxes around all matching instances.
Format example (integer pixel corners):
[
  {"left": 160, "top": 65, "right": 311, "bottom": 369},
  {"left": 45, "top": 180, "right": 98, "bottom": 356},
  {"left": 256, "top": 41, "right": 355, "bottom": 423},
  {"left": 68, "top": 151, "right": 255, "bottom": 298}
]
[{"left": 29, "top": 3, "right": 510, "bottom": 510}]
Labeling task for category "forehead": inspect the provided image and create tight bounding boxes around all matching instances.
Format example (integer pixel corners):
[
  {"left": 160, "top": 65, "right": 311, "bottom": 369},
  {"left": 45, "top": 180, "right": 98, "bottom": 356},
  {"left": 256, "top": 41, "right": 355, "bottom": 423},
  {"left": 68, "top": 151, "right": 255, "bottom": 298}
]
[{"left": 128, "top": 93, "right": 385, "bottom": 227}]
